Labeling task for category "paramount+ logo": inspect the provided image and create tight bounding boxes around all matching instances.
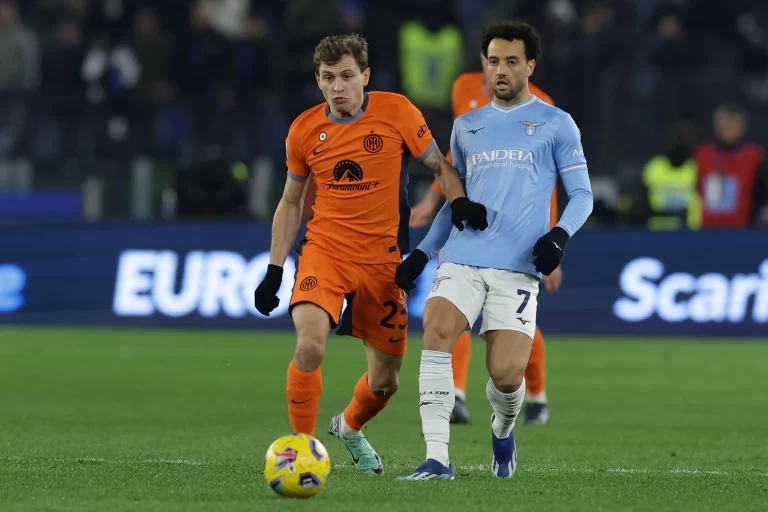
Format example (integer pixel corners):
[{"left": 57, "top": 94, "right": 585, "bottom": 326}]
[{"left": 327, "top": 160, "right": 380, "bottom": 191}]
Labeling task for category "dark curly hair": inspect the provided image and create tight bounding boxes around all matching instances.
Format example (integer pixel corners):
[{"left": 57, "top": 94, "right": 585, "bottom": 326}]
[{"left": 481, "top": 21, "right": 541, "bottom": 62}]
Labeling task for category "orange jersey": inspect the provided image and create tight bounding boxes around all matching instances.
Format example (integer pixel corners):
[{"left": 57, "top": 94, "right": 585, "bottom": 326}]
[
  {"left": 434, "top": 72, "right": 559, "bottom": 228},
  {"left": 287, "top": 92, "right": 436, "bottom": 264}
]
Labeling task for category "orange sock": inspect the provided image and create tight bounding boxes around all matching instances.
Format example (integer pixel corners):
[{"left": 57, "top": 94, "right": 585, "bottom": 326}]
[
  {"left": 286, "top": 361, "right": 323, "bottom": 436},
  {"left": 452, "top": 331, "right": 472, "bottom": 396},
  {"left": 342, "top": 373, "right": 390, "bottom": 431},
  {"left": 525, "top": 327, "right": 547, "bottom": 396}
]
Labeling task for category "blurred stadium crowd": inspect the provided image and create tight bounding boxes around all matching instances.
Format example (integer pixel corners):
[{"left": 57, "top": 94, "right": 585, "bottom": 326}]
[{"left": 0, "top": 0, "right": 767, "bottom": 227}]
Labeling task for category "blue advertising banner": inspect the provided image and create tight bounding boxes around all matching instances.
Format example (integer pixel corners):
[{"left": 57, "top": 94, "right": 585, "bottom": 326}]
[{"left": 1, "top": 222, "right": 767, "bottom": 336}]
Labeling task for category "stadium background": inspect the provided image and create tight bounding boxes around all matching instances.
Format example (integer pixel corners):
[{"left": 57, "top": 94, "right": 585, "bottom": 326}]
[
  {"left": 1, "top": 2, "right": 768, "bottom": 510},
  {"left": 0, "top": 0, "right": 766, "bottom": 334}
]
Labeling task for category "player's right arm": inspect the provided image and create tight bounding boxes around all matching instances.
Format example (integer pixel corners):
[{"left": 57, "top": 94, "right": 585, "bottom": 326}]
[
  {"left": 254, "top": 125, "right": 309, "bottom": 316},
  {"left": 416, "top": 124, "right": 467, "bottom": 256},
  {"left": 409, "top": 77, "right": 463, "bottom": 227},
  {"left": 269, "top": 126, "right": 310, "bottom": 267},
  {"left": 395, "top": 125, "right": 464, "bottom": 292},
  {"left": 270, "top": 176, "right": 308, "bottom": 267}
]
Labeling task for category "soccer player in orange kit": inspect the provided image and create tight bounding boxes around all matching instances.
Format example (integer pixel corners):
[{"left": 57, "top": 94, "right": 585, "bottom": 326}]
[
  {"left": 253, "top": 34, "right": 489, "bottom": 475},
  {"left": 409, "top": 54, "right": 561, "bottom": 426}
]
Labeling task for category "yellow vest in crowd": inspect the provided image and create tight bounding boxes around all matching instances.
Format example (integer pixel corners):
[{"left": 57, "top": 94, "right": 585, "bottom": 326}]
[
  {"left": 399, "top": 21, "right": 463, "bottom": 108},
  {"left": 643, "top": 156, "right": 701, "bottom": 230}
]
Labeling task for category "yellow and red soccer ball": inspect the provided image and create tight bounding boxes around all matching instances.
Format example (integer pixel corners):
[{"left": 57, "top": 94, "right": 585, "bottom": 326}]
[{"left": 264, "top": 433, "right": 331, "bottom": 498}]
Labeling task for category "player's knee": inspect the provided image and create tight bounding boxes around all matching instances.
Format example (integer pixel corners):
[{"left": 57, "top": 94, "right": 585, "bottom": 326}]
[
  {"left": 422, "top": 327, "right": 454, "bottom": 353},
  {"left": 488, "top": 361, "right": 525, "bottom": 393},
  {"left": 291, "top": 303, "right": 331, "bottom": 371},
  {"left": 423, "top": 310, "right": 460, "bottom": 352},
  {"left": 293, "top": 326, "right": 327, "bottom": 371},
  {"left": 370, "top": 375, "right": 399, "bottom": 398},
  {"left": 293, "top": 337, "right": 325, "bottom": 371}
]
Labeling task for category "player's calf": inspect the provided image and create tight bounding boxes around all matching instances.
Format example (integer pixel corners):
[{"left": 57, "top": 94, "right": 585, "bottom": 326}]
[
  {"left": 486, "top": 352, "right": 526, "bottom": 393},
  {"left": 414, "top": 298, "right": 468, "bottom": 468},
  {"left": 484, "top": 330, "right": 530, "bottom": 478},
  {"left": 286, "top": 303, "right": 331, "bottom": 436}
]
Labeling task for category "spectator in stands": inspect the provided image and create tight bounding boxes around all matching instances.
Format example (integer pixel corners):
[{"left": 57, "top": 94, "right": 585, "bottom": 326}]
[
  {"left": 41, "top": 17, "right": 86, "bottom": 102},
  {"left": 81, "top": 34, "right": 141, "bottom": 104},
  {"left": 641, "top": 121, "right": 701, "bottom": 230},
  {"left": 0, "top": 0, "right": 40, "bottom": 92},
  {"left": 131, "top": 7, "right": 174, "bottom": 102},
  {"left": 695, "top": 103, "right": 768, "bottom": 228}
]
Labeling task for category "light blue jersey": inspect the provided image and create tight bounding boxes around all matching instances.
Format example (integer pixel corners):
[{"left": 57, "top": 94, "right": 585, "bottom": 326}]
[{"left": 417, "top": 94, "right": 593, "bottom": 278}]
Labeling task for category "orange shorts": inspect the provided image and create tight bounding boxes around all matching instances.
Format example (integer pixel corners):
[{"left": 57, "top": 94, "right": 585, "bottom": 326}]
[{"left": 289, "top": 240, "right": 408, "bottom": 356}]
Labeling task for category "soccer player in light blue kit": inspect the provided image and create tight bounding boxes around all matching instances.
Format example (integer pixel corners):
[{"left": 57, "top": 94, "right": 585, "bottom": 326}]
[{"left": 396, "top": 21, "right": 593, "bottom": 481}]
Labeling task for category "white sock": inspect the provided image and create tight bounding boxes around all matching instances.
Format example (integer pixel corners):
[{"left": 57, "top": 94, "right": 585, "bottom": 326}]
[
  {"left": 339, "top": 413, "right": 360, "bottom": 439},
  {"left": 454, "top": 387, "right": 466, "bottom": 402},
  {"left": 419, "top": 350, "right": 454, "bottom": 467},
  {"left": 526, "top": 391, "right": 547, "bottom": 404},
  {"left": 486, "top": 377, "right": 526, "bottom": 439}
]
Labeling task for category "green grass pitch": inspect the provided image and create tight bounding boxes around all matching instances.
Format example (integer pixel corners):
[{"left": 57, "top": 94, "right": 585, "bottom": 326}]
[{"left": 1, "top": 328, "right": 767, "bottom": 511}]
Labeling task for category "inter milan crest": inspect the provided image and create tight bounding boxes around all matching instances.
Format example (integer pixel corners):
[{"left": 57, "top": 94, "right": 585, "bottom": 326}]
[{"left": 521, "top": 121, "right": 545, "bottom": 136}]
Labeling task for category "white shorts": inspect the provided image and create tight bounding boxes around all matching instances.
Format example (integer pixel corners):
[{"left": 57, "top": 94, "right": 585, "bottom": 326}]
[{"left": 427, "top": 262, "right": 539, "bottom": 339}]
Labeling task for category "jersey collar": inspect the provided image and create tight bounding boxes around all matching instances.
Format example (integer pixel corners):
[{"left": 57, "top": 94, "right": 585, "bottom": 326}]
[
  {"left": 326, "top": 93, "right": 369, "bottom": 124},
  {"left": 490, "top": 94, "right": 538, "bottom": 113}
]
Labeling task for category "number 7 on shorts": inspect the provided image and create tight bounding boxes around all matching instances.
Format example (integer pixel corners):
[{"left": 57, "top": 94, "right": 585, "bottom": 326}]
[{"left": 516, "top": 289, "right": 530, "bottom": 314}]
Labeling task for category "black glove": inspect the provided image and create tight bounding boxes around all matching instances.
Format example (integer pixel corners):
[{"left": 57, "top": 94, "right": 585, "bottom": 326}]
[
  {"left": 395, "top": 249, "right": 429, "bottom": 295},
  {"left": 254, "top": 264, "right": 283, "bottom": 316},
  {"left": 533, "top": 227, "right": 570, "bottom": 276},
  {"left": 450, "top": 196, "right": 488, "bottom": 231}
]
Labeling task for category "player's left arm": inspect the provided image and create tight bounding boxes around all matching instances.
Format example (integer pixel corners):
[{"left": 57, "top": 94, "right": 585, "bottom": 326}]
[
  {"left": 553, "top": 115, "right": 594, "bottom": 236},
  {"left": 396, "top": 98, "right": 465, "bottom": 202},
  {"left": 532, "top": 114, "right": 593, "bottom": 275},
  {"left": 420, "top": 147, "right": 467, "bottom": 202}
]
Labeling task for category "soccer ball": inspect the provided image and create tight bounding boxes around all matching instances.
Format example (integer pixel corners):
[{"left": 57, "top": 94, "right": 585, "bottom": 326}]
[{"left": 264, "top": 433, "right": 331, "bottom": 498}]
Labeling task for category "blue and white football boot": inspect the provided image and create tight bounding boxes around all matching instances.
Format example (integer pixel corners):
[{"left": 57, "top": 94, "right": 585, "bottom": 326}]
[
  {"left": 397, "top": 459, "right": 455, "bottom": 481},
  {"left": 490, "top": 413, "right": 518, "bottom": 478}
]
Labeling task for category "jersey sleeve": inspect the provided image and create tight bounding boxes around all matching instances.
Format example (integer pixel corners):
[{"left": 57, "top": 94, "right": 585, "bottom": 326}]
[
  {"left": 416, "top": 201, "right": 453, "bottom": 260},
  {"left": 553, "top": 115, "right": 593, "bottom": 236},
  {"left": 396, "top": 97, "right": 437, "bottom": 162},
  {"left": 449, "top": 121, "right": 467, "bottom": 180},
  {"left": 285, "top": 122, "right": 309, "bottom": 182},
  {"left": 553, "top": 114, "right": 587, "bottom": 177}
]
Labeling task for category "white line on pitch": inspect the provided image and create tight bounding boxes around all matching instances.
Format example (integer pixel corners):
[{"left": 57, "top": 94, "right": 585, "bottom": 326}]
[{"left": 1, "top": 457, "right": 732, "bottom": 475}]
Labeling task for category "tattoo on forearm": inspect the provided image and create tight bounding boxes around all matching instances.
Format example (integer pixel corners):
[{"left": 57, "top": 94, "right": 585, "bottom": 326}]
[{"left": 423, "top": 149, "right": 447, "bottom": 176}]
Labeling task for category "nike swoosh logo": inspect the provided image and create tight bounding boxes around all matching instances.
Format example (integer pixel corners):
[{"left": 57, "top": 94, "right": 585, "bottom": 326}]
[
  {"left": 343, "top": 445, "right": 360, "bottom": 464},
  {"left": 389, "top": 336, "right": 405, "bottom": 343},
  {"left": 291, "top": 399, "right": 310, "bottom": 404},
  {"left": 313, "top": 147, "right": 328, "bottom": 156},
  {"left": 468, "top": 127, "right": 484, "bottom": 134}
]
